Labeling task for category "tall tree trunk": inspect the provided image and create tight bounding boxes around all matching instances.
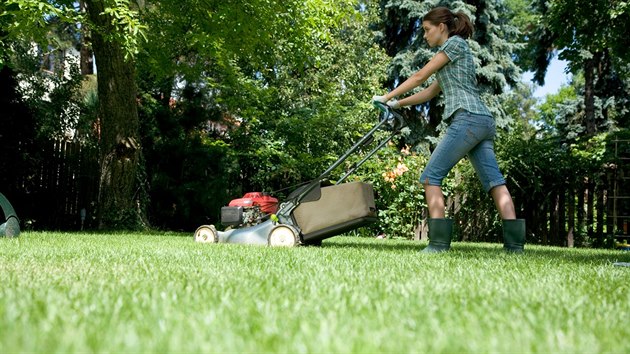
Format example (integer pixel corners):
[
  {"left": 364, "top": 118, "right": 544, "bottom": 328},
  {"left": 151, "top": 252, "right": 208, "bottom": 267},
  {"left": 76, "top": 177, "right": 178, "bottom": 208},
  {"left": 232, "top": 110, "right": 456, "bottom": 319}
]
[
  {"left": 79, "top": 0, "right": 94, "bottom": 75},
  {"left": 550, "top": 192, "right": 559, "bottom": 245},
  {"left": 567, "top": 187, "right": 575, "bottom": 247},
  {"left": 583, "top": 52, "right": 601, "bottom": 136},
  {"left": 577, "top": 180, "right": 585, "bottom": 240},
  {"left": 85, "top": 0, "right": 145, "bottom": 229}
]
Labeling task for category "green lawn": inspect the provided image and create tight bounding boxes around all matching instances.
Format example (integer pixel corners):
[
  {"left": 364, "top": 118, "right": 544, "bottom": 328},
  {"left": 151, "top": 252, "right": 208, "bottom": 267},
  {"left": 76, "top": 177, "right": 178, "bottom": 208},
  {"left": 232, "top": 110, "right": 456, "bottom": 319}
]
[{"left": 1, "top": 231, "right": 629, "bottom": 353}]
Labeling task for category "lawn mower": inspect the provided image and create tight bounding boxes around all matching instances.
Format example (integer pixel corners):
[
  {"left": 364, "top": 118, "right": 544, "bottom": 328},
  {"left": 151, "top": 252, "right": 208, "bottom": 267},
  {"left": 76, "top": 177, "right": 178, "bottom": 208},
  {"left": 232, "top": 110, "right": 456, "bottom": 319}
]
[
  {"left": 0, "top": 192, "right": 20, "bottom": 237},
  {"left": 193, "top": 102, "right": 407, "bottom": 247}
]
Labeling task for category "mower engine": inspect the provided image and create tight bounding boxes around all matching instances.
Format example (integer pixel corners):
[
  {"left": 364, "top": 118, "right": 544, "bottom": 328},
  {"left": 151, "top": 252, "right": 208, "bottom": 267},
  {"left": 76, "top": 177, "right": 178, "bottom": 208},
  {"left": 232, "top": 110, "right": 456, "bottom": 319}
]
[{"left": 221, "top": 192, "right": 279, "bottom": 228}]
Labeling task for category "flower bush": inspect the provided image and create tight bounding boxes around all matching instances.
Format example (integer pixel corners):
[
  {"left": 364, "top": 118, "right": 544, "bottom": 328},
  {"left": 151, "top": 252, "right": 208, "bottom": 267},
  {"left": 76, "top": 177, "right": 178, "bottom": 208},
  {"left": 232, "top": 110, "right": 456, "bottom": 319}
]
[{"left": 351, "top": 142, "right": 429, "bottom": 239}]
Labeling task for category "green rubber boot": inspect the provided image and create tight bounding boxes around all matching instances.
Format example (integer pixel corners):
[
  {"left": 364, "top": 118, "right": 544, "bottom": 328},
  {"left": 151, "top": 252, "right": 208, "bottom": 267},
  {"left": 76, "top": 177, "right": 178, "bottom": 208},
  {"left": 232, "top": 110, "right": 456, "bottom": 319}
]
[
  {"left": 503, "top": 219, "right": 525, "bottom": 253},
  {"left": 422, "top": 218, "right": 453, "bottom": 253}
]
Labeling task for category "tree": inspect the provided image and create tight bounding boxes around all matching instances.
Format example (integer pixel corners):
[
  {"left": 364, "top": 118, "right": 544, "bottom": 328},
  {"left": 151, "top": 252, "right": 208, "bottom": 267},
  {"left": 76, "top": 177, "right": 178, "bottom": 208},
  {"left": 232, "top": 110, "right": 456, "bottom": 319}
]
[
  {"left": 3, "top": 0, "right": 149, "bottom": 229},
  {"left": 83, "top": 0, "right": 147, "bottom": 228},
  {"left": 135, "top": 1, "right": 390, "bottom": 229},
  {"left": 0, "top": 37, "right": 39, "bottom": 225},
  {"left": 521, "top": 0, "right": 630, "bottom": 136},
  {"left": 2, "top": 0, "right": 387, "bottom": 230}
]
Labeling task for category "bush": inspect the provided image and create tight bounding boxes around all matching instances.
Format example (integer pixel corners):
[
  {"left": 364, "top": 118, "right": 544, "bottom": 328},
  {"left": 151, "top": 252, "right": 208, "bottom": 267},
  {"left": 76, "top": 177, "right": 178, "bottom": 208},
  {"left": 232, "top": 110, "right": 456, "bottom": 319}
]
[{"left": 352, "top": 142, "right": 428, "bottom": 239}]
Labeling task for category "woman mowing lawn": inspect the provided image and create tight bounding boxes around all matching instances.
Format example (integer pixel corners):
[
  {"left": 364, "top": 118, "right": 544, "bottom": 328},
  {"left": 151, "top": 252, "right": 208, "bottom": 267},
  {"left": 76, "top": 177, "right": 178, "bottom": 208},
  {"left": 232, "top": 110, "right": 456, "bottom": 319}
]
[{"left": 373, "top": 7, "right": 525, "bottom": 253}]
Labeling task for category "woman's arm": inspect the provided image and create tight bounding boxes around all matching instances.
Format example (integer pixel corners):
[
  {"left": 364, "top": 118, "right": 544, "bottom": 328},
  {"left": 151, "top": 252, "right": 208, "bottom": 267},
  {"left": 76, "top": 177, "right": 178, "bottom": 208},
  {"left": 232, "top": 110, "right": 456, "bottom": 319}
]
[
  {"left": 382, "top": 51, "right": 450, "bottom": 102},
  {"left": 397, "top": 80, "right": 441, "bottom": 107}
]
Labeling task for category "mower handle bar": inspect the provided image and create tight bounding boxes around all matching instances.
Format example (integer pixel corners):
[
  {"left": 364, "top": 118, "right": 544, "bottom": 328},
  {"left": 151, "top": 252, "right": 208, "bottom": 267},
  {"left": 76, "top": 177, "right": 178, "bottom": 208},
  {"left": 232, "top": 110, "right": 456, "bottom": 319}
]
[
  {"left": 288, "top": 103, "right": 406, "bottom": 201},
  {"left": 320, "top": 103, "right": 405, "bottom": 180},
  {"left": 335, "top": 104, "right": 406, "bottom": 183},
  {"left": 274, "top": 103, "right": 406, "bottom": 226}
]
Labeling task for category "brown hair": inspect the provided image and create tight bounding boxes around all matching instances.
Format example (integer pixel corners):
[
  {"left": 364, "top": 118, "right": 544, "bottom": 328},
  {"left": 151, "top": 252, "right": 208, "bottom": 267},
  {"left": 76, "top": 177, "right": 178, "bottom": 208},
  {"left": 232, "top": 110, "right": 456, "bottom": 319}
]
[{"left": 423, "top": 7, "right": 474, "bottom": 39}]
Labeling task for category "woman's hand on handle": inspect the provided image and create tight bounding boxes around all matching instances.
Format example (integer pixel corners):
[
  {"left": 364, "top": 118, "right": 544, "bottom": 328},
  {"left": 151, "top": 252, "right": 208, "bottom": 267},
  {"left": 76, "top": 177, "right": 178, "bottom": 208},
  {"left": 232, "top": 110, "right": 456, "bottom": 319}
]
[{"left": 372, "top": 95, "right": 400, "bottom": 109}]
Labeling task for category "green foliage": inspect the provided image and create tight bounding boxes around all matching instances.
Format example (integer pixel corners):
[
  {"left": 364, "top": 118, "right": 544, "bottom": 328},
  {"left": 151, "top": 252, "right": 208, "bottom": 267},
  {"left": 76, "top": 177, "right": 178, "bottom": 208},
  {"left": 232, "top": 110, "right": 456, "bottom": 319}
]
[
  {"left": 500, "top": 81, "right": 539, "bottom": 137},
  {"left": 248, "top": 6, "right": 390, "bottom": 191},
  {"left": 1, "top": 1, "right": 78, "bottom": 60},
  {"left": 504, "top": 0, "right": 545, "bottom": 75},
  {"left": 534, "top": 72, "right": 630, "bottom": 141},
  {"left": 1, "top": 0, "right": 145, "bottom": 63},
  {"left": 99, "top": 0, "right": 147, "bottom": 59},
  {"left": 516, "top": 0, "right": 630, "bottom": 138},
  {"left": 138, "top": 0, "right": 355, "bottom": 85},
  {"left": 567, "top": 130, "right": 630, "bottom": 191},
  {"left": 537, "top": 84, "right": 579, "bottom": 134},
  {"left": 546, "top": 0, "right": 630, "bottom": 65},
  {"left": 134, "top": 2, "right": 391, "bottom": 230},
  {"left": 353, "top": 143, "right": 428, "bottom": 238},
  {"left": 4, "top": 37, "right": 97, "bottom": 144},
  {"left": 514, "top": 0, "right": 630, "bottom": 82},
  {"left": 137, "top": 85, "right": 238, "bottom": 230}
]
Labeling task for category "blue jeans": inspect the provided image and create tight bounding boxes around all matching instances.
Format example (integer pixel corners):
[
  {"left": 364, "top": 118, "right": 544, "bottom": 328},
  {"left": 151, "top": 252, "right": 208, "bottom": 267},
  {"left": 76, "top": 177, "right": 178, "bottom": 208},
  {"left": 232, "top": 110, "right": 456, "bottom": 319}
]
[{"left": 419, "top": 109, "right": 506, "bottom": 193}]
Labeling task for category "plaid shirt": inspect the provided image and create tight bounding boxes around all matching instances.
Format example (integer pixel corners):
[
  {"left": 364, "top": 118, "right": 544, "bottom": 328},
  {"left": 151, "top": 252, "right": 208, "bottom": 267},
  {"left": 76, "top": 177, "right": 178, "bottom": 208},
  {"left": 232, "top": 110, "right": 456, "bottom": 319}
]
[{"left": 436, "top": 36, "right": 491, "bottom": 120}]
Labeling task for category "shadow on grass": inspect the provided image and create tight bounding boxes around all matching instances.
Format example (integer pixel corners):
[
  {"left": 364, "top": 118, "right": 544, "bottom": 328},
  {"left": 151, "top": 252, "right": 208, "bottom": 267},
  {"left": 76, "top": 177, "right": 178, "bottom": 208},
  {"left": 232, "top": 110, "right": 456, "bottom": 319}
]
[
  {"left": 319, "top": 238, "right": 423, "bottom": 252},
  {"left": 458, "top": 243, "right": 630, "bottom": 266},
  {"left": 517, "top": 246, "right": 630, "bottom": 266},
  {"left": 320, "top": 237, "right": 630, "bottom": 265}
]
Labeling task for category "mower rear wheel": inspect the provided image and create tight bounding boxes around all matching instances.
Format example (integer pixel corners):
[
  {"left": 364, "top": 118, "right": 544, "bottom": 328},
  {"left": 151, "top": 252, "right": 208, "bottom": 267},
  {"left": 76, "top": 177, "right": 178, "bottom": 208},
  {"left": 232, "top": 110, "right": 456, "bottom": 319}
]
[
  {"left": 194, "top": 225, "right": 218, "bottom": 243},
  {"left": 268, "top": 225, "right": 299, "bottom": 247}
]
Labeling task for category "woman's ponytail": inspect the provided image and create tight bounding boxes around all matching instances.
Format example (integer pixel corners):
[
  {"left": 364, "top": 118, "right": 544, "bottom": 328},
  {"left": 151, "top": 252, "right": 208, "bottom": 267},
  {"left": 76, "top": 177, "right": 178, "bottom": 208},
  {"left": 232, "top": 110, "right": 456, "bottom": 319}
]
[
  {"left": 451, "top": 12, "right": 474, "bottom": 39},
  {"left": 423, "top": 7, "right": 474, "bottom": 39}
]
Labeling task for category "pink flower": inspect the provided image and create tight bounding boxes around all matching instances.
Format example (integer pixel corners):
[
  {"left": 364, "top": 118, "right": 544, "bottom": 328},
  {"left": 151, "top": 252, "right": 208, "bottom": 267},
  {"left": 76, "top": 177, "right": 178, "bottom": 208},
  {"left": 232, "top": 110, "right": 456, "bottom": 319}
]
[{"left": 394, "top": 163, "right": 409, "bottom": 176}]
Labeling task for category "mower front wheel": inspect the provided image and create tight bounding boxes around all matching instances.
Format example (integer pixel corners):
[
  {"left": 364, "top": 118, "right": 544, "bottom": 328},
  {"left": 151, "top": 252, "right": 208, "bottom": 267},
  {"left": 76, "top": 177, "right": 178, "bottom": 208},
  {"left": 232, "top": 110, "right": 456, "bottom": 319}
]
[
  {"left": 194, "top": 225, "right": 219, "bottom": 243},
  {"left": 268, "top": 225, "right": 300, "bottom": 247}
]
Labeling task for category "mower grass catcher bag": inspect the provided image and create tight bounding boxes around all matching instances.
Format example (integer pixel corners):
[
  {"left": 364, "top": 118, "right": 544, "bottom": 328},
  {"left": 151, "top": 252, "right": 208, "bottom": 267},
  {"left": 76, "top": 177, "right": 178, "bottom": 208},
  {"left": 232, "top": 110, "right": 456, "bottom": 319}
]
[{"left": 293, "top": 181, "right": 376, "bottom": 244}]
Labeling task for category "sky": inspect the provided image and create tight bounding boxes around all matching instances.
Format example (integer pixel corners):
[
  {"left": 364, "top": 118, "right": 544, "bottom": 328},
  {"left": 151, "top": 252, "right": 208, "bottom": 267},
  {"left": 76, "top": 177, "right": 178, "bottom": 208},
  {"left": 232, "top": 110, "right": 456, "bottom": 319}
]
[{"left": 522, "top": 57, "right": 572, "bottom": 99}]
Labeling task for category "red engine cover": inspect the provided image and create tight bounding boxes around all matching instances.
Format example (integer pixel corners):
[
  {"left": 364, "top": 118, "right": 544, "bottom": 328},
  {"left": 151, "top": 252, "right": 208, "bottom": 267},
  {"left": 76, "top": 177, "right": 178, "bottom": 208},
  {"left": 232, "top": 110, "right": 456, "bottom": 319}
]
[{"left": 228, "top": 192, "right": 279, "bottom": 214}]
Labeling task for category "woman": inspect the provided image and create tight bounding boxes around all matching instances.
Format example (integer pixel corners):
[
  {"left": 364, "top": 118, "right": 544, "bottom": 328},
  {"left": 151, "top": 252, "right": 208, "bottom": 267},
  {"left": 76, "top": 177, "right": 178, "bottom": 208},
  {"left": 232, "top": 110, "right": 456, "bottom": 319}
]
[{"left": 373, "top": 7, "right": 525, "bottom": 253}]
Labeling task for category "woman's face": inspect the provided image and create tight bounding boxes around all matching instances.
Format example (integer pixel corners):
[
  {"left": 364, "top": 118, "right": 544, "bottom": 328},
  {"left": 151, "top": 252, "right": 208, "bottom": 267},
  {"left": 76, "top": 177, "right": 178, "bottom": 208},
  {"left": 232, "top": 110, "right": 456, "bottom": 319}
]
[{"left": 422, "top": 21, "right": 447, "bottom": 47}]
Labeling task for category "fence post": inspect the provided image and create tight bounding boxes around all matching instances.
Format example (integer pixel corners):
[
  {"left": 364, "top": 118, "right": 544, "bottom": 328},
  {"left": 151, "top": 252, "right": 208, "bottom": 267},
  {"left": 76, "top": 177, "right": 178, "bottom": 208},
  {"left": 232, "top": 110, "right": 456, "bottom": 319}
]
[
  {"left": 567, "top": 186, "right": 575, "bottom": 247},
  {"left": 596, "top": 181, "right": 606, "bottom": 246},
  {"left": 558, "top": 184, "right": 566, "bottom": 246},
  {"left": 587, "top": 176, "right": 596, "bottom": 245}
]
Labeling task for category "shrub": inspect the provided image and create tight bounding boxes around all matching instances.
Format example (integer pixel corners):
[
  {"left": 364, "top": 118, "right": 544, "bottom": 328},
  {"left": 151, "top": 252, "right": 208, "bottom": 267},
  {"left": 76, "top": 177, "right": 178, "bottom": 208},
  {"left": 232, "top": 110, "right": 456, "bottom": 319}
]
[{"left": 352, "top": 142, "right": 428, "bottom": 239}]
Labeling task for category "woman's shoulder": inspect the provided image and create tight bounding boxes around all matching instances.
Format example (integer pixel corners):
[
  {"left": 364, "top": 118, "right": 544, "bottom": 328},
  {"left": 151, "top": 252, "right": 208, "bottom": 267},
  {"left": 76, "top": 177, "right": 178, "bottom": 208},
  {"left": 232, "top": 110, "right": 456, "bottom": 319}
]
[
  {"left": 448, "top": 35, "right": 468, "bottom": 46},
  {"left": 440, "top": 35, "right": 467, "bottom": 51},
  {"left": 439, "top": 35, "right": 469, "bottom": 60}
]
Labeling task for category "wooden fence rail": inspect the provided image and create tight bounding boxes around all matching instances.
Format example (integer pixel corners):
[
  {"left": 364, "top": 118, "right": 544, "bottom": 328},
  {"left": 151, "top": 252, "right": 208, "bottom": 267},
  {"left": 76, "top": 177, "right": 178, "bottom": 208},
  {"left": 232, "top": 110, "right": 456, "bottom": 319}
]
[
  {"left": 516, "top": 140, "right": 630, "bottom": 247},
  {"left": 10, "top": 139, "right": 99, "bottom": 230}
]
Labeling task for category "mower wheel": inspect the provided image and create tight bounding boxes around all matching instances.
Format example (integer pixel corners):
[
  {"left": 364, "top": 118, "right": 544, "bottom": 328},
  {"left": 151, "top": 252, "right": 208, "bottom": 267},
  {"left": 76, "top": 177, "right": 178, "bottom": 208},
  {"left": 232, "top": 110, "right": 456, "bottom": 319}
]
[
  {"left": 268, "top": 225, "right": 299, "bottom": 247},
  {"left": 194, "top": 225, "right": 218, "bottom": 243}
]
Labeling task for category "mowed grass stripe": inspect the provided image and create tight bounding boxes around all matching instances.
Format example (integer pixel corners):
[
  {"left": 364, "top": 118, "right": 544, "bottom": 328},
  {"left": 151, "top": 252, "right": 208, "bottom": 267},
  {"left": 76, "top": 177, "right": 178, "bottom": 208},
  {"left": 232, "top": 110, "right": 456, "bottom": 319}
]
[{"left": 1, "top": 232, "right": 629, "bottom": 353}]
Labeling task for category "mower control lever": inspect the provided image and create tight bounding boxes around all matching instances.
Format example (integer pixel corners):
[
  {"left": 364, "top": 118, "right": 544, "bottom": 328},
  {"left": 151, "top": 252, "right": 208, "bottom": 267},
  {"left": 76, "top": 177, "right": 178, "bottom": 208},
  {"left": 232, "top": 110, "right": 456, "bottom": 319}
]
[{"left": 373, "top": 101, "right": 406, "bottom": 132}]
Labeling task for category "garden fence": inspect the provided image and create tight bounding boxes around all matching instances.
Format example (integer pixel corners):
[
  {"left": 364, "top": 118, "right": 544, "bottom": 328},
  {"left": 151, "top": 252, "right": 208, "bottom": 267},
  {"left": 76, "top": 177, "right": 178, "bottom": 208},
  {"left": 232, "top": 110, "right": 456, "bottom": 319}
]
[
  {"left": 9, "top": 139, "right": 99, "bottom": 230},
  {"left": 510, "top": 139, "right": 629, "bottom": 247},
  {"left": 7, "top": 139, "right": 630, "bottom": 247}
]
